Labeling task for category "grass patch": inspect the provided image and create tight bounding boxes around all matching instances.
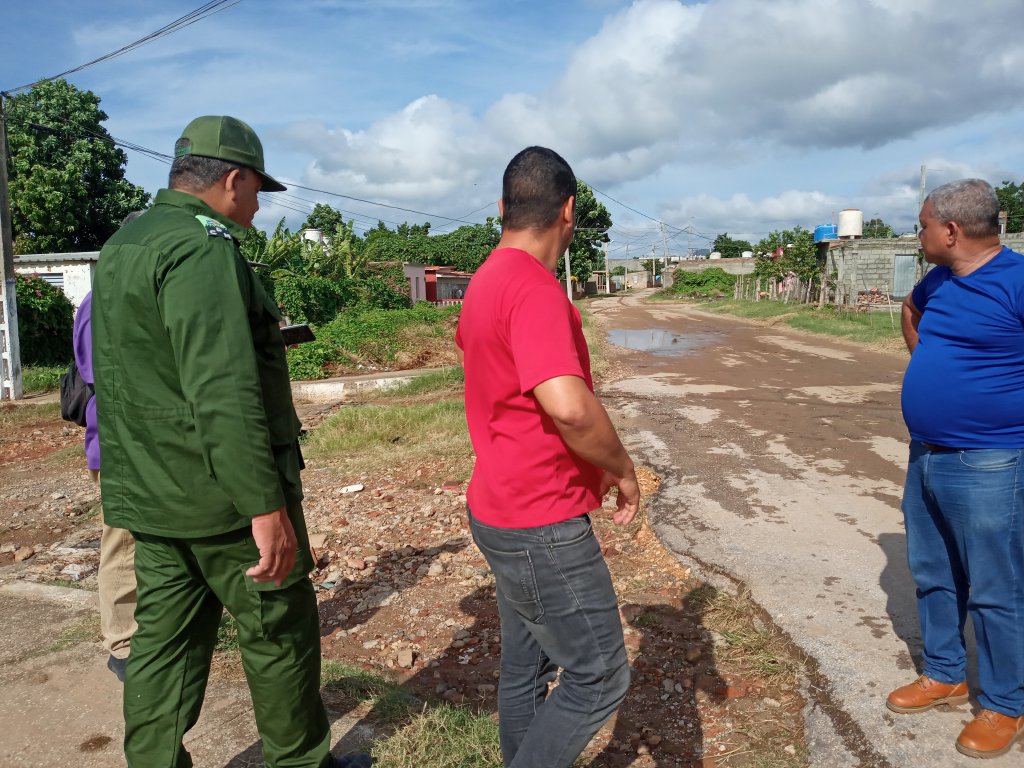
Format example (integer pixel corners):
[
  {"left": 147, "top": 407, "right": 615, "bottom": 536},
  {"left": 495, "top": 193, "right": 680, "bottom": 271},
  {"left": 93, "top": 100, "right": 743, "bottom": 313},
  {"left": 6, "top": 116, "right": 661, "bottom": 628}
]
[
  {"left": 303, "top": 399, "right": 473, "bottom": 480},
  {"left": 0, "top": 401, "right": 61, "bottom": 427},
  {"left": 697, "top": 586, "right": 802, "bottom": 685},
  {"left": 577, "top": 305, "right": 609, "bottom": 382},
  {"left": 45, "top": 443, "right": 85, "bottom": 466},
  {"left": 370, "top": 703, "right": 502, "bottom": 768},
  {"left": 632, "top": 611, "right": 661, "bottom": 628},
  {"left": 366, "top": 367, "right": 464, "bottom": 401},
  {"left": 321, "top": 661, "right": 502, "bottom": 766},
  {"left": 288, "top": 304, "right": 461, "bottom": 380},
  {"left": 48, "top": 578, "right": 97, "bottom": 591},
  {"left": 703, "top": 300, "right": 902, "bottom": 346},
  {"left": 22, "top": 365, "right": 65, "bottom": 395},
  {"left": 44, "top": 615, "right": 100, "bottom": 654},
  {"left": 215, "top": 612, "right": 240, "bottom": 654},
  {"left": 322, "top": 660, "right": 416, "bottom": 723}
]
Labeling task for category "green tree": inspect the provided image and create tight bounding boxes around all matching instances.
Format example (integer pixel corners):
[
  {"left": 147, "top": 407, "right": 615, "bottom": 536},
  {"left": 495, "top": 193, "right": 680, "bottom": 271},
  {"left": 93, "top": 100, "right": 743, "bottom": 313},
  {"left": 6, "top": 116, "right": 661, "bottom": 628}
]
[
  {"left": 5, "top": 79, "right": 150, "bottom": 254},
  {"left": 712, "top": 233, "right": 753, "bottom": 259},
  {"left": 302, "top": 203, "right": 347, "bottom": 236},
  {"left": 556, "top": 181, "right": 611, "bottom": 284},
  {"left": 430, "top": 219, "right": 500, "bottom": 273},
  {"left": 359, "top": 220, "right": 434, "bottom": 264},
  {"left": 753, "top": 226, "right": 818, "bottom": 282},
  {"left": 995, "top": 181, "right": 1024, "bottom": 234},
  {"left": 863, "top": 217, "right": 896, "bottom": 238}
]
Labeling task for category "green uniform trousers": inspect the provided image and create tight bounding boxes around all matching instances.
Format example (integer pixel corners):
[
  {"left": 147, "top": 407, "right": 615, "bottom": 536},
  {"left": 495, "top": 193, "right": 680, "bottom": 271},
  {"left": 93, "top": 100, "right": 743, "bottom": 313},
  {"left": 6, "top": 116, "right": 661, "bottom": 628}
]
[{"left": 124, "top": 525, "right": 330, "bottom": 768}]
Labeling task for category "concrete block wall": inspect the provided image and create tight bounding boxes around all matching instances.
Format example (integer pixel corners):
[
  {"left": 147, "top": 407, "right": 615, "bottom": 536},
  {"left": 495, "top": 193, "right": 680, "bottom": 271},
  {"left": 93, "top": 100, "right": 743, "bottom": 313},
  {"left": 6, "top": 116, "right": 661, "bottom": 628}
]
[
  {"left": 671, "top": 258, "right": 756, "bottom": 276},
  {"left": 827, "top": 232, "right": 1024, "bottom": 304}
]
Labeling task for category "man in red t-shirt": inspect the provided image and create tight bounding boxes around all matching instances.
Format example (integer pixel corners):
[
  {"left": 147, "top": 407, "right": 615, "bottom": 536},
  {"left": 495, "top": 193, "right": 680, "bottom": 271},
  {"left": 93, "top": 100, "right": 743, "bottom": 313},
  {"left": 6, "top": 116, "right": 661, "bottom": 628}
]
[{"left": 456, "top": 146, "right": 640, "bottom": 768}]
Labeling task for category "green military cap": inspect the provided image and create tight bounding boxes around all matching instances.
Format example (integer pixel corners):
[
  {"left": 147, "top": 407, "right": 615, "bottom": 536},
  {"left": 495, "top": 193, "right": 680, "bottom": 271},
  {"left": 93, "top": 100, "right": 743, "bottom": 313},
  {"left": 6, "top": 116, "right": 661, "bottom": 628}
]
[{"left": 175, "top": 115, "right": 287, "bottom": 192}]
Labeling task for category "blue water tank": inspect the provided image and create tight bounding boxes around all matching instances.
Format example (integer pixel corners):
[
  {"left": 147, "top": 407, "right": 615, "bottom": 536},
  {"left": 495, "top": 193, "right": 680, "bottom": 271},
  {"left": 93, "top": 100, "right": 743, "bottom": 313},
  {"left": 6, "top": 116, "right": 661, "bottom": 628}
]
[{"left": 814, "top": 224, "right": 838, "bottom": 242}]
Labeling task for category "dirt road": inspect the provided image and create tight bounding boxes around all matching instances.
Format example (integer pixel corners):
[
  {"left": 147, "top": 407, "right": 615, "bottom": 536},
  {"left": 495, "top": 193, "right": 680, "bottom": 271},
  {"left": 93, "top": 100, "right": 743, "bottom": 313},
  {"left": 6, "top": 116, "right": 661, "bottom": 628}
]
[{"left": 591, "top": 291, "right": 1022, "bottom": 767}]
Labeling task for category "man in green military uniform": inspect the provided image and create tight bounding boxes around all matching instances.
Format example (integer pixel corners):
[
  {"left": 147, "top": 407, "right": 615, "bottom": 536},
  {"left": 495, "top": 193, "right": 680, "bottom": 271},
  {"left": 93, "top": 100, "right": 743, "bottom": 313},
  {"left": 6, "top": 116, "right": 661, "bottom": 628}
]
[{"left": 92, "top": 116, "right": 369, "bottom": 768}]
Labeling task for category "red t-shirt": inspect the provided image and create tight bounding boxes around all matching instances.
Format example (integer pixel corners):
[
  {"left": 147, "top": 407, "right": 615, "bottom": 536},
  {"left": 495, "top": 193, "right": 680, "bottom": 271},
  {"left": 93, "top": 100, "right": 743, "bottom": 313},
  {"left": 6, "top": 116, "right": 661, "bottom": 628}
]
[{"left": 455, "top": 247, "right": 603, "bottom": 528}]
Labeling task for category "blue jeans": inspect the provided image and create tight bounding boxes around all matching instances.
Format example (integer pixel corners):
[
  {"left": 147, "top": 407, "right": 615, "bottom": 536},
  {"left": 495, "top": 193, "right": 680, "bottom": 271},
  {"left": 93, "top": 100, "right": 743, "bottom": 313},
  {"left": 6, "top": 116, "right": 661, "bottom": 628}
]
[
  {"left": 468, "top": 509, "right": 630, "bottom": 768},
  {"left": 902, "top": 441, "right": 1024, "bottom": 716}
]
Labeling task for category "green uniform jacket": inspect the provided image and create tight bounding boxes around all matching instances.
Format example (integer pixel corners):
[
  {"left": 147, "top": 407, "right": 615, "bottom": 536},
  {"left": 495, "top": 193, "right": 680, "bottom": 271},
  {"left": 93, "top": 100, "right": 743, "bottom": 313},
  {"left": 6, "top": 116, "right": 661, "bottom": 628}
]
[{"left": 93, "top": 189, "right": 303, "bottom": 538}]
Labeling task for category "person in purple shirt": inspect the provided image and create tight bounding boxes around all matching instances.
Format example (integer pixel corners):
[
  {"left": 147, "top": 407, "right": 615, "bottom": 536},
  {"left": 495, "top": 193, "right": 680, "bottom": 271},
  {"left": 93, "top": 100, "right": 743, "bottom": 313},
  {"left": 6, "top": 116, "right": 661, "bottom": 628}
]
[{"left": 74, "top": 290, "right": 137, "bottom": 681}]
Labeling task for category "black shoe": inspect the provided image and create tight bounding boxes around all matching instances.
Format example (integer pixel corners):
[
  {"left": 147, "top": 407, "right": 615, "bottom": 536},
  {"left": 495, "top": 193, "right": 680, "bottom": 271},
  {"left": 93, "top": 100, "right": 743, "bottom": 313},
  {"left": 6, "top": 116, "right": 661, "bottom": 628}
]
[
  {"left": 106, "top": 654, "right": 127, "bottom": 683},
  {"left": 330, "top": 753, "right": 372, "bottom": 768}
]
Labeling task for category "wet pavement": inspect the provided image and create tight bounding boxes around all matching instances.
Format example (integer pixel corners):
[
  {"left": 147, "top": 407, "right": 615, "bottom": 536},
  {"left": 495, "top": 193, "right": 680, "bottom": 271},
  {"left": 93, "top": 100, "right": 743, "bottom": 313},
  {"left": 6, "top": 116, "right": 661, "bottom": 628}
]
[{"left": 590, "top": 291, "right": 1022, "bottom": 767}]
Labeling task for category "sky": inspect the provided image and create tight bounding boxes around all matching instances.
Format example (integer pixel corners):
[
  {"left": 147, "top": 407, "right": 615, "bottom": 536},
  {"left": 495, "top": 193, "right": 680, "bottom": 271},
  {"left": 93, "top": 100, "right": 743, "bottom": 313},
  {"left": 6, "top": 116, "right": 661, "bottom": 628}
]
[{"left": 4, "top": 0, "right": 1024, "bottom": 260}]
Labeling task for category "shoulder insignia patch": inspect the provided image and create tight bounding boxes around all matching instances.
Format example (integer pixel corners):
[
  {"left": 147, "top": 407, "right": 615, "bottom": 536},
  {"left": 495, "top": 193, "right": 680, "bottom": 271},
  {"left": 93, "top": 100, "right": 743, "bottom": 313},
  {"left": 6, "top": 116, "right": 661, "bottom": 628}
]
[{"left": 194, "top": 214, "right": 234, "bottom": 241}]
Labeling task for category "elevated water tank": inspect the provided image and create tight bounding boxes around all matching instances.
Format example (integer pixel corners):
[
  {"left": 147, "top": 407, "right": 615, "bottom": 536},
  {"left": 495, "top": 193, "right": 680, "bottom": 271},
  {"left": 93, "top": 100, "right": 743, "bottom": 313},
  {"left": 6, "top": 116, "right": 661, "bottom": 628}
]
[
  {"left": 837, "top": 209, "right": 863, "bottom": 239},
  {"left": 814, "top": 223, "right": 838, "bottom": 242},
  {"left": 709, "top": 251, "right": 722, "bottom": 259}
]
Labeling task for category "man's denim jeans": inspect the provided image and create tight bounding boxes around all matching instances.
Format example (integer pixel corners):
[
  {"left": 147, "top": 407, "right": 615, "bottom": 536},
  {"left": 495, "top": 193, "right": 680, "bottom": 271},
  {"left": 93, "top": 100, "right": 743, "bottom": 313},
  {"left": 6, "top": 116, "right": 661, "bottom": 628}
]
[
  {"left": 468, "top": 509, "right": 630, "bottom": 768},
  {"left": 902, "top": 441, "right": 1024, "bottom": 716}
]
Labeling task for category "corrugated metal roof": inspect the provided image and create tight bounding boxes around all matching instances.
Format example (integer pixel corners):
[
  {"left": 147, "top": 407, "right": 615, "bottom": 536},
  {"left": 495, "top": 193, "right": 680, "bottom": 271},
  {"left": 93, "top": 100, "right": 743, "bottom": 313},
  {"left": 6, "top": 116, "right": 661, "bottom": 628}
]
[{"left": 14, "top": 252, "right": 100, "bottom": 263}]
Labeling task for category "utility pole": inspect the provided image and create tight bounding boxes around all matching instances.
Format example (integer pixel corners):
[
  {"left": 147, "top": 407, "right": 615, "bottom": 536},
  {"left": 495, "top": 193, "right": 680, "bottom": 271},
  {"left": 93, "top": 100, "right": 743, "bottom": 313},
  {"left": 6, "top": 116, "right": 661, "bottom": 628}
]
[
  {"left": 660, "top": 222, "right": 670, "bottom": 285},
  {"left": 603, "top": 242, "right": 610, "bottom": 294},
  {"left": 918, "top": 164, "right": 927, "bottom": 214},
  {"left": 0, "top": 92, "right": 23, "bottom": 400},
  {"left": 563, "top": 248, "right": 572, "bottom": 302}
]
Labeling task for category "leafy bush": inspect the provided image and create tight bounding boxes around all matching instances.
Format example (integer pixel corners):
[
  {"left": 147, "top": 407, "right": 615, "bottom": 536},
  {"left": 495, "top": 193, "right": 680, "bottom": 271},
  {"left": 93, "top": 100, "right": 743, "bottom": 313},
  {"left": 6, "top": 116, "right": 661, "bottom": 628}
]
[
  {"left": 287, "top": 303, "right": 461, "bottom": 380},
  {"left": 22, "top": 365, "right": 65, "bottom": 394},
  {"left": 15, "top": 274, "right": 74, "bottom": 365},
  {"left": 355, "top": 267, "right": 412, "bottom": 310},
  {"left": 274, "top": 274, "right": 356, "bottom": 326},
  {"left": 669, "top": 267, "right": 737, "bottom": 297}
]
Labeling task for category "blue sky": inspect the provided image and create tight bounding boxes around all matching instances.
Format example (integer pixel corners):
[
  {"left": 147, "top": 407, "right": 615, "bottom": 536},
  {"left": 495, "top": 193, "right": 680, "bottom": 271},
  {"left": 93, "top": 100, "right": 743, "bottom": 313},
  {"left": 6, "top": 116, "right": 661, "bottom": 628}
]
[{"left": 4, "top": 0, "right": 1024, "bottom": 260}]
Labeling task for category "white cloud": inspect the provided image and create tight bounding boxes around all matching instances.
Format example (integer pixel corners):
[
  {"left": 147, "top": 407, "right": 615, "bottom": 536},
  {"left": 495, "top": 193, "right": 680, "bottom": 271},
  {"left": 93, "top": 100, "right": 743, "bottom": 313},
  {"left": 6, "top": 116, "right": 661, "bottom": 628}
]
[
  {"left": 268, "top": 0, "right": 1024, "bottom": 222},
  {"left": 12, "top": 0, "right": 1024, "bottom": 240}
]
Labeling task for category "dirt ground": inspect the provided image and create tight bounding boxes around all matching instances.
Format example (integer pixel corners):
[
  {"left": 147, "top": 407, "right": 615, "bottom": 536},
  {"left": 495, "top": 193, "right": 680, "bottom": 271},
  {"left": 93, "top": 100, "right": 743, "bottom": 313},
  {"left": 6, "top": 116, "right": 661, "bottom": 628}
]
[{"left": 0, "top": 321, "right": 806, "bottom": 768}]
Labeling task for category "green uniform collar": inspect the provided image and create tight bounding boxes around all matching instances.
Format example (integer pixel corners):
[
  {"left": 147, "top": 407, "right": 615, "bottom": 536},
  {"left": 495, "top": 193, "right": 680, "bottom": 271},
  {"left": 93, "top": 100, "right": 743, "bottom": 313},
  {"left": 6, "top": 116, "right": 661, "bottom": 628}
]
[{"left": 153, "top": 188, "right": 247, "bottom": 241}]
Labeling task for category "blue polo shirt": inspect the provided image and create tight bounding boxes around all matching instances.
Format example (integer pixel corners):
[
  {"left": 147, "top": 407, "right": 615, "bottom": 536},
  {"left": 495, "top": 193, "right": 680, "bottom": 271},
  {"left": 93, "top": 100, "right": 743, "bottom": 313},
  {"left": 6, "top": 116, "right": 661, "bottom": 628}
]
[{"left": 902, "top": 247, "right": 1024, "bottom": 448}]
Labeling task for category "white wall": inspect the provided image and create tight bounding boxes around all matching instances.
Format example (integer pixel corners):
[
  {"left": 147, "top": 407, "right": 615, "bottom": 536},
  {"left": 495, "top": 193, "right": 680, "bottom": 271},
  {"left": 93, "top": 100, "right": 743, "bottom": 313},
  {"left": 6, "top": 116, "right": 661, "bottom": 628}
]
[{"left": 14, "top": 258, "right": 96, "bottom": 310}]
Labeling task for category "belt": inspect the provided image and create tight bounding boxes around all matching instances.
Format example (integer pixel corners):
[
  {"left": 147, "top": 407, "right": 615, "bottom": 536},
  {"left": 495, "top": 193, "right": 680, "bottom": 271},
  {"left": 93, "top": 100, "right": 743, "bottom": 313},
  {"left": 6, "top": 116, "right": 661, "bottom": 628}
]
[{"left": 920, "top": 442, "right": 964, "bottom": 453}]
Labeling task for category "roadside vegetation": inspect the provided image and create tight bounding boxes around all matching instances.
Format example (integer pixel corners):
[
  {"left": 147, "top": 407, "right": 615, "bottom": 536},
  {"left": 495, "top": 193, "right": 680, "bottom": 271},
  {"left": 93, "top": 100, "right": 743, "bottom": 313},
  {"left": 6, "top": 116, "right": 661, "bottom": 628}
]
[
  {"left": 22, "top": 365, "right": 64, "bottom": 395},
  {"left": 302, "top": 397, "right": 473, "bottom": 482},
  {"left": 287, "top": 303, "right": 461, "bottom": 380},
  {"left": 701, "top": 299, "right": 903, "bottom": 348},
  {"left": 653, "top": 267, "right": 904, "bottom": 350}
]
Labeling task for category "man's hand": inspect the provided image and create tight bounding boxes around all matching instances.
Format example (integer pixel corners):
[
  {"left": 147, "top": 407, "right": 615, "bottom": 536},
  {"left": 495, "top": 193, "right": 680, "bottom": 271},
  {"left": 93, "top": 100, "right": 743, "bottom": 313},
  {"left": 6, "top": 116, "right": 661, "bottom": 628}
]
[
  {"left": 601, "top": 469, "right": 640, "bottom": 526},
  {"left": 246, "top": 506, "right": 297, "bottom": 585}
]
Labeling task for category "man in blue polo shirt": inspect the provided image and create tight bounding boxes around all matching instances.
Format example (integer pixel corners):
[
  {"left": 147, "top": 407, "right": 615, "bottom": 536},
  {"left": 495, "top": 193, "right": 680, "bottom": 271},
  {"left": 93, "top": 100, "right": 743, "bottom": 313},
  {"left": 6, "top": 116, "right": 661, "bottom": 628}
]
[{"left": 887, "top": 179, "right": 1024, "bottom": 759}]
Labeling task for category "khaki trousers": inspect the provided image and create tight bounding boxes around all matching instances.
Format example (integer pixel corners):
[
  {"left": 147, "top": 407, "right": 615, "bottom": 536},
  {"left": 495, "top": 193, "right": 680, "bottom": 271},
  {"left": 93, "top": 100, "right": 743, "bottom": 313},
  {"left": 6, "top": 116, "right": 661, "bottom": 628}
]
[{"left": 92, "top": 470, "right": 138, "bottom": 658}]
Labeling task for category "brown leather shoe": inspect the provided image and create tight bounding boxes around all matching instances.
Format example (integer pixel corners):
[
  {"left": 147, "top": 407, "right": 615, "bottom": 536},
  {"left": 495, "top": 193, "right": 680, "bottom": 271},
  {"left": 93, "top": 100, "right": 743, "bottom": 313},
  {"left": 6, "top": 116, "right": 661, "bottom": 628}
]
[
  {"left": 886, "top": 675, "right": 969, "bottom": 713},
  {"left": 956, "top": 709, "right": 1024, "bottom": 758}
]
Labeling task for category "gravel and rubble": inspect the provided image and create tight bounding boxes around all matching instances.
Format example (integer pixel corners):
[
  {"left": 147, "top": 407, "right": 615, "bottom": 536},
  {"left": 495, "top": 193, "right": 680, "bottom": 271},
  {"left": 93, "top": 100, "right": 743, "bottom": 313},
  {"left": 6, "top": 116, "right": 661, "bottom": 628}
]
[{"left": 0, "top": 396, "right": 807, "bottom": 767}]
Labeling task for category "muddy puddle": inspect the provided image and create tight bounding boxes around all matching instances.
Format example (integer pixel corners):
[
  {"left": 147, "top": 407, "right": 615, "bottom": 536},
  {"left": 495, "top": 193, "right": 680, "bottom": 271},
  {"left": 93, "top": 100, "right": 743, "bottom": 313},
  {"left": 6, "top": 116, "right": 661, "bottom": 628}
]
[{"left": 607, "top": 328, "right": 721, "bottom": 356}]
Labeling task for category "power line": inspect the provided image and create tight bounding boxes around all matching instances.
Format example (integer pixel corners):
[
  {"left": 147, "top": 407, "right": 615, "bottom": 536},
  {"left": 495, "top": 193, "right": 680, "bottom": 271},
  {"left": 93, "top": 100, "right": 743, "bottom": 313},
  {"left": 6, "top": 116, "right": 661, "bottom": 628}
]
[
  {"left": 285, "top": 182, "right": 482, "bottom": 226},
  {"left": 4, "top": 1, "right": 243, "bottom": 94},
  {"left": 7, "top": 116, "right": 490, "bottom": 229}
]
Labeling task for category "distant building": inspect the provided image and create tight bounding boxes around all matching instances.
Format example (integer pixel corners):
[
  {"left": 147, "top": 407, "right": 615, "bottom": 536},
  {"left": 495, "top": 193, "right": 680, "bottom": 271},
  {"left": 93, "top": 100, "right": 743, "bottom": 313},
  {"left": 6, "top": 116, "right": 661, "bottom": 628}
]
[
  {"left": 403, "top": 264, "right": 472, "bottom": 304},
  {"left": 14, "top": 252, "right": 98, "bottom": 310}
]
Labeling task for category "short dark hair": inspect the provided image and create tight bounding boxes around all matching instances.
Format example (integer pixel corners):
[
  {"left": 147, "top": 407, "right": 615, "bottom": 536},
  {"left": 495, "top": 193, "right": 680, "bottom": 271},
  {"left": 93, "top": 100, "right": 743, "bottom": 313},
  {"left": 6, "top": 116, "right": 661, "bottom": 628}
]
[
  {"left": 169, "top": 139, "right": 244, "bottom": 191},
  {"left": 926, "top": 179, "right": 1000, "bottom": 239},
  {"left": 501, "top": 146, "right": 576, "bottom": 231}
]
